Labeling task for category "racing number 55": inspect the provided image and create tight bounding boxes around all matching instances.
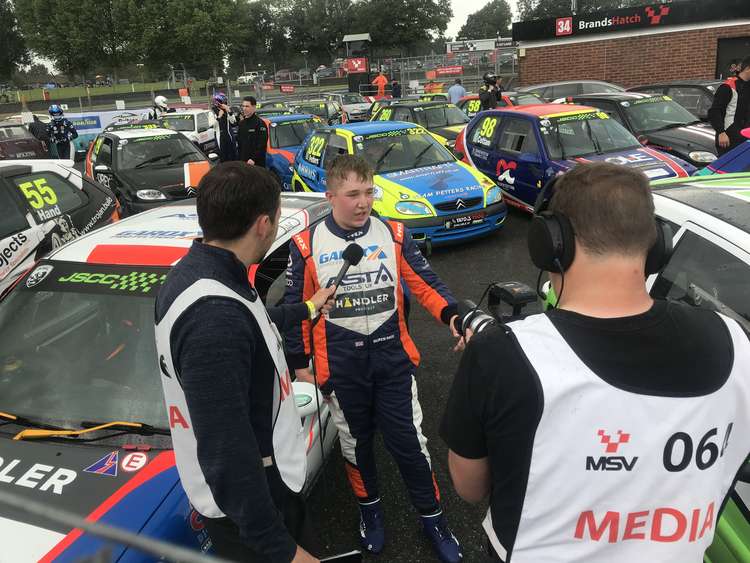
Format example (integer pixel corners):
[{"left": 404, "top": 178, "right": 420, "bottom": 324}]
[{"left": 18, "top": 178, "right": 58, "bottom": 209}]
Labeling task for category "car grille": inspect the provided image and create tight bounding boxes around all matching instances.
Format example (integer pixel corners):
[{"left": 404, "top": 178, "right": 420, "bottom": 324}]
[{"left": 434, "top": 197, "right": 483, "bottom": 212}]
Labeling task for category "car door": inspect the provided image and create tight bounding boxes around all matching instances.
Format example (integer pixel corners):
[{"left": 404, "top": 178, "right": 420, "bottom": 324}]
[
  {"left": 466, "top": 113, "right": 503, "bottom": 179},
  {"left": 297, "top": 131, "right": 329, "bottom": 192},
  {"left": 492, "top": 116, "right": 545, "bottom": 205}
]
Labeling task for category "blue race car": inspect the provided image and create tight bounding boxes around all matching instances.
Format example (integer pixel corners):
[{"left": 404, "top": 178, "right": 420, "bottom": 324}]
[
  {"left": 455, "top": 104, "right": 696, "bottom": 213},
  {"left": 263, "top": 113, "right": 325, "bottom": 190},
  {"left": 696, "top": 127, "right": 750, "bottom": 176},
  {"left": 290, "top": 121, "right": 507, "bottom": 247}
]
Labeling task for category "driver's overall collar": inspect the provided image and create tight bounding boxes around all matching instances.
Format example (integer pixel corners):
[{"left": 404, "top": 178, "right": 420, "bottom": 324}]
[{"left": 325, "top": 213, "right": 372, "bottom": 241}]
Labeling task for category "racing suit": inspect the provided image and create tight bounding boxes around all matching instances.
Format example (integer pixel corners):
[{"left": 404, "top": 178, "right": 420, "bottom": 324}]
[
  {"left": 284, "top": 214, "right": 457, "bottom": 514},
  {"left": 46, "top": 118, "right": 78, "bottom": 159},
  {"left": 479, "top": 85, "right": 503, "bottom": 111},
  {"left": 708, "top": 76, "right": 746, "bottom": 155},
  {"left": 213, "top": 107, "right": 238, "bottom": 162}
]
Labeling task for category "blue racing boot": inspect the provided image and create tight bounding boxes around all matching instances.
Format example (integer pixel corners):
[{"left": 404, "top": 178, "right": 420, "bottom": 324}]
[
  {"left": 420, "top": 511, "right": 463, "bottom": 562},
  {"left": 358, "top": 498, "right": 385, "bottom": 554}
]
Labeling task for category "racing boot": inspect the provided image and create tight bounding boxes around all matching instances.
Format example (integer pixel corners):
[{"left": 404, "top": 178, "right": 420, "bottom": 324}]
[
  {"left": 358, "top": 498, "right": 385, "bottom": 554},
  {"left": 420, "top": 510, "right": 463, "bottom": 563}
]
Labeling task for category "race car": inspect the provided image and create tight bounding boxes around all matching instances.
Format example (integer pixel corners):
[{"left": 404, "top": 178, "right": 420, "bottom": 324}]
[
  {"left": 457, "top": 91, "right": 547, "bottom": 119},
  {"left": 517, "top": 80, "right": 625, "bottom": 101},
  {"left": 256, "top": 105, "right": 293, "bottom": 118},
  {"left": 263, "top": 113, "right": 324, "bottom": 190},
  {"left": 159, "top": 109, "right": 218, "bottom": 154},
  {"left": 696, "top": 128, "right": 750, "bottom": 176},
  {"left": 323, "top": 92, "right": 371, "bottom": 122},
  {"left": 627, "top": 80, "right": 722, "bottom": 121},
  {"left": 0, "top": 121, "right": 48, "bottom": 160},
  {"left": 370, "top": 100, "right": 470, "bottom": 149},
  {"left": 290, "top": 121, "right": 507, "bottom": 248},
  {"left": 292, "top": 100, "right": 345, "bottom": 125},
  {"left": 0, "top": 194, "right": 338, "bottom": 561},
  {"left": 84, "top": 127, "right": 216, "bottom": 216},
  {"left": 0, "top": 159, "right": 118, "bottom": 296},
  {"left": 559, "top": 92, "right": 717, "bottom": 168},
  {"left": 455, "top": 104, "right": 696, "bottom": 213},
  {"left": 418, "top": 92, "right": 450, "bottom": 102}
]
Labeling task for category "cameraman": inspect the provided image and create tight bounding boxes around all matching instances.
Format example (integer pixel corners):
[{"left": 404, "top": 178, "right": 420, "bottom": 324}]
[{"left": 441, "top": 162, "right": 750, "bottom": 562}]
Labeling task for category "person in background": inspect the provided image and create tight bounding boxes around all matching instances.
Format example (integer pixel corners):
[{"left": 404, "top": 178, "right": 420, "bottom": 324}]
[
  {"left": 237, "top": 96, "right": 268, "bottom": 167},
  {"left": 709, "top": 56, "right": 750, "bottom": 155},
  {"left": 46, "top": 105, "right": 77, "bottom": 160},
  {"left": 147, "top": 95, "right": 171, "bottom": 120},
  {"left": 28, "top": 115, "right": 49, "bottom": 151},
  {"left": 479, "top": 73, "right": 502, "bottom": 111},
  {"left": 391, "top": 79, "right": 402, "bottom": 99},
  {"left": 448, "top": 78, "right": 466, "bottom": 105},
  {"left": 372, "top": 72, "right": 388, "bottom": 98},
  {"left": 212, "top": 92, "right": 238, "bottom": 162}
]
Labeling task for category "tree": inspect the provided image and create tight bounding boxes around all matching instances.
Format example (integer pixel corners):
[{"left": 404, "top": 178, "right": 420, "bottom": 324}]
[
  {"left": 0, "top": 0, "right": 29, "bottom": 82},
  {"left": 457, "top": 0, "right": 512, "bottom": 39}
]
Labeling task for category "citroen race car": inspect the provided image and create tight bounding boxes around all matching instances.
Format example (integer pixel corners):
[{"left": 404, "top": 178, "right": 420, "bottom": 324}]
[
  {"left": 160, "top": 109, "right": 218, "bottom": 154},
  {"left": 457, "top": 91, "right": 547, "bottom": 119},
  {"left": 0, "top": 160, "right": 118, "bottom": 296},
  {"left": 560, "top": 92, "right": 717, "bottom": 167},
  {"left": 323, "top": 92, "right": 371, "bottom": 122},
  {"left": 84, "top": 128, "right": 216, "bottom": 216},
  {"left": 263, "top": 113, "right": 324, "bottom": 190},
  {"left": 418, "top": 92, "right": 450, "bottom": 102},
  {"left": 292, "top": 100, "right": 345, "bottom": 125},
  {"left": 0, "top": 194, "right": 337, "bottom": 561},
  {"left": 455, "top": 104, "right": 696, "bottom": 213},
  {"left": 627, "top": 80, "right": 722, "bottom": 122},
  {"left": 370, "top": 100, "right": 469, "bottom": 149},
  {"left": 290, "top": 121, "right": 507, "bottom": 247}
]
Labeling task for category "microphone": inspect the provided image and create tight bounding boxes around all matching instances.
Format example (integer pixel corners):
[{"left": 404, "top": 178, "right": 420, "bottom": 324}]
[{"left": 330, "top": 243, "right": 365, "bottom": 292}]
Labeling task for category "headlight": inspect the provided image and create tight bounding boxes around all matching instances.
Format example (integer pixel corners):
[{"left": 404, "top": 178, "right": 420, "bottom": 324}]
[
  {"left": 688, "top": 151, "right": 717, "bottom": 163},
  {"left": 136, "top": 189, "right": 167, "bottom": 201},
  {"left": 395, "top": 201, "right": 433, "bottom": 216},
  {"left": 486, "top": 186, "right": 502, "bottom": 205}
]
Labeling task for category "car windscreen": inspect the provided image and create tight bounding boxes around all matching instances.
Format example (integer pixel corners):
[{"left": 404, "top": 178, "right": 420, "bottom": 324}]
[
  {"left": 0, "top": 126, "right": 32, "bottom": 140},
  {"left": 622, "top": 96, "right": 700, "bottom": 133},
  {"left": 541, "top": 111, "right": 640, "bottom": 159},
  {"left": 341, "top": 94, "right": 366, "bottom": 104},
  {"left": 513, "top": 94, "right": 545, "bottom": 106},
  {"left": 650, "top": 230, "right": 750, "bottom": 334},
  {"left": 420, "top": 105, "right": 469, "bottom": 128},
  {"left": 161, "top": 114, "right": 196, "bottom": 132},
  {"left": 117, "top": 134, "right": 205, "bottom": 169},
  {"left": 0, "top": 261, "right": 170, "bottom": 431},
  {"left": 298, "top": 104, "right": 328, "bottom": 118},
  {"left": 353, "top": 128, "right": 454, "bottom": 174},
  {"left": 270, "top": 119, "right": 321, "bottom": 148}
]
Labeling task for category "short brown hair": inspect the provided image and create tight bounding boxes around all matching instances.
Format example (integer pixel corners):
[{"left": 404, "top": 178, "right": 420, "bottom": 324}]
[
  {"left": 325, "top": 154, "right": 373, "bottom": 191},
  {"left": 549, "top": 162, "right": 656, "bottom": 257}
]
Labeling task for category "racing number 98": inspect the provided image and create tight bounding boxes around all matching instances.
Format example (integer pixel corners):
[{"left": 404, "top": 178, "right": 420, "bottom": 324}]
[
  {"left": 18, "top": 178, "right": 58, "bottom": 209},
  {"left": 307, "top": 137, "right": 325, "bottom": 159},
  {"left": 479, "top": 117, "right": 498, "bottom": 139}
]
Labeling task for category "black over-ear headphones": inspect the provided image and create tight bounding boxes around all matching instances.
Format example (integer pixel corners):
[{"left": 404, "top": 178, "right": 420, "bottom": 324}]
[{"left": 527, "top": 175, "right": 673, "bottom": 275}]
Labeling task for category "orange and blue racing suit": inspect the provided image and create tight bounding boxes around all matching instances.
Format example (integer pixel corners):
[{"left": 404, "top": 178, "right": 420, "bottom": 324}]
[{"left": 284, "top": 214, "right": 457, "bottom": 513}]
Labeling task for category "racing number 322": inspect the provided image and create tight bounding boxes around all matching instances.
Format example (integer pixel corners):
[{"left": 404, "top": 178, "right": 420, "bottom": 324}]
[
  {"left": 18, "top": 178, "right": 57, "bottom": 209},
  {"left": 307, "top": 137, "right": 326, "bottom": 160}
]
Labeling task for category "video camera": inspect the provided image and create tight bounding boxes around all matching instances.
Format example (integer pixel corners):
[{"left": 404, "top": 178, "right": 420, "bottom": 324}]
[{"left": 453, "top": 281, "right": 537, "bottom": 337}]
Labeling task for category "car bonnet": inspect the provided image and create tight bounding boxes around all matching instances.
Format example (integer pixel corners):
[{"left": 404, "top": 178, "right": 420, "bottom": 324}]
[
  {"left": 0, "top": 438, "right": 179, "bottom": 560},
  {"left": 554, "top": 147, "right": 694, "bottom": 180},
  {"left": 377, "top": 161, "right": 484, "bottom": 203},
  {"left": 643, "top": 123, "right": 717, "bottom": 155}
]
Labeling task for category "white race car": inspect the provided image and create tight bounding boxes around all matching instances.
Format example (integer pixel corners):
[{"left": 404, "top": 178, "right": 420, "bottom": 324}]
[
  {"left": 0, "top": 193, "right": 337, "bottom": 560},
  {"left": 160, "top": 108, "right": 218, "bottom": 154}
]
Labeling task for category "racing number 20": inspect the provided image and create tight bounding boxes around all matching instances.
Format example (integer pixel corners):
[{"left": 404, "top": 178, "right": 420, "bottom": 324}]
[
  {"left": 479, "top": 117, "right": 498, "bottom": 139},
  {"left": 18, "top": 178, "right": 57, "bottom": 209}
]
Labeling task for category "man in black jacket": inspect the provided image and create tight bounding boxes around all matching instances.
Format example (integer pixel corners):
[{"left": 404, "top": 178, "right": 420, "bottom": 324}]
[
  {"left": 155, "top": 163, "right": 334, "bottom": 562},
  {"left": 708, "top": 56, "right": 750, "bottom": 155},
  {"left": 238, "top": 96, "right": 268, "bottom": 166}
]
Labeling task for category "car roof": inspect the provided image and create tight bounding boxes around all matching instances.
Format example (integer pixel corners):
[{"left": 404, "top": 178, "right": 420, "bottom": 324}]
[
  {"left": 49, "top": 193, "right": 329, "bottom": 266},
  {"left": 651, "top": 173, "right": 750, "bottom": 235},
  {"left": 569, "top": 92, "right": 659, "bottom": 101},
  {"left": 629, "top": 80, "right": 722, "bottom": 88},
  {"left": 265, "top": 113, "right": 317, "bottom": 123},
  {"left": 106, "top": 127, "right": 180, "bottom": 139},
  {"left": 521, "top": 80, "right": 621, "bottom": 89},
  {"left": 387, "top": 100, "right": 453, "bottom": 108},
  {"left": 329, "top": 121, "right": 423, "bottom": 135},
  {"left": 494, "top": 103, "right": 596, "bottom": 118}
]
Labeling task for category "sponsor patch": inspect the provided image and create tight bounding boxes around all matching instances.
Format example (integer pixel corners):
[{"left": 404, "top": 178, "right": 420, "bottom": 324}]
[
  {"left": 329, "top": 287, "right": 395, "bottom": 318},
  {"left": 84, "top": 451, "right": 119, "bottom": 477},
  {"left": 26, "top": 265, "right": 54, "bottom": 288},
  {"left": 121, "top": 452, "right": 148, "bottom": 472}
]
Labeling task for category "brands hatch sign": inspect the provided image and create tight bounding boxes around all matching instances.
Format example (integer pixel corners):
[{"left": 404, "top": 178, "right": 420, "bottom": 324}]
[{"left": 512, "top": 0, "right": 750, "bottom": 42}]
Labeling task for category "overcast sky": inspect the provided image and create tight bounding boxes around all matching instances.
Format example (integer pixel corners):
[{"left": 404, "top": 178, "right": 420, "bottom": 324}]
[{"left": 448, "top": 0, "right": 520, "bottom": 38}]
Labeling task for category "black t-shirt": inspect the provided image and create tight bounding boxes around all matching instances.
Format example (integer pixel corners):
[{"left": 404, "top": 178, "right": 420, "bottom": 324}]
[
  {"left": 440, "top": 300, "right": 739, "bottom": 557},
  {"left": 238, "top": 113, "right": 268, "bottom": 166}
]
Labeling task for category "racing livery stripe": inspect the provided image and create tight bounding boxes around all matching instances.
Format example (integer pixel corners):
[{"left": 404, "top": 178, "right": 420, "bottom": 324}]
[
  {"left": 0, "top": 516, "right": 65, "bottom": 561},
  {"left": 39, "top": 451, "right": 176, "bottom": 562},
  {"left": 641, "top": 147, "right": 689, "bottom": 177},
  {"left": 87, "top": 244, "right": 189, "bottom": 266},
  {"left": 267, "top": 147, "right": 296, "bottom": 162}
]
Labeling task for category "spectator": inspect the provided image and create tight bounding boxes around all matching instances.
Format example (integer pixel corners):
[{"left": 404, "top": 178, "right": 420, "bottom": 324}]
[
  {"left": 448, "top": 79, "right": 466, "bottom": 105},
  {"left": 46, "top": 105, "right": 77, "bottom": 160},
  {"left": 372, "top": 72, "right": 388, "bottom": 98},
  {"left": 28, "top": 115, "right": 49, "bottom": 148},
  {"left": 392, "top": 79, "right": 402, "bottom": 98},
  {"left": 709, "top": 56, "right": 750, "bottom": 155},
  {"left": 237, "top": 96, "right": 268, "bottom": 167}
]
